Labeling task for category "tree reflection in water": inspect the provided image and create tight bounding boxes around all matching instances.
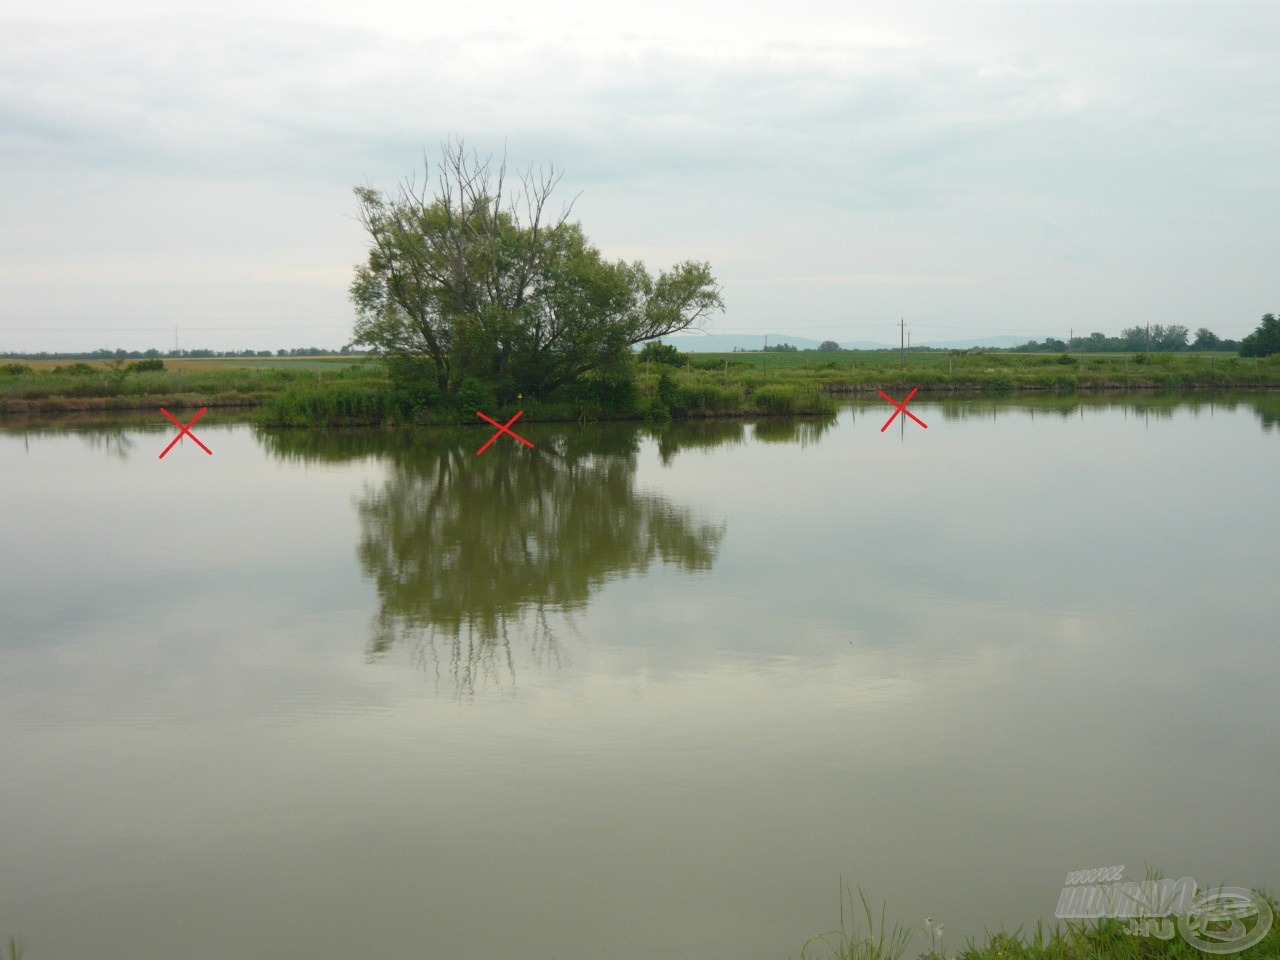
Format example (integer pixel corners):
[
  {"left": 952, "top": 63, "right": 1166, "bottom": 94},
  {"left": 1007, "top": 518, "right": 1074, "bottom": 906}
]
[{"left": 258, "top": 423, "right": 740, "bottom": 694}]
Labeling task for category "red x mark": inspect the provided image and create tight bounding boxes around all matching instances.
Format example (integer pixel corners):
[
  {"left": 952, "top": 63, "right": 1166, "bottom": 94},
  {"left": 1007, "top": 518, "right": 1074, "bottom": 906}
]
[
  {"left": 476, "top": 410, "right": 535, "bottom": 456},
  {"left": 158, "top": 407, "right": 212, "bottom": 459},
  {"left": 879, "top": 388, "right": 928, "bottom": 432}
]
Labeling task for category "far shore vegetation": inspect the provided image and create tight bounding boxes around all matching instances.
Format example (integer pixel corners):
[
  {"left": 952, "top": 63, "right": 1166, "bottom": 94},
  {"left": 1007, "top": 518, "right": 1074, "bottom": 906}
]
[{"left": 2, "top": 336, "right": 1280, "bottom": 425}]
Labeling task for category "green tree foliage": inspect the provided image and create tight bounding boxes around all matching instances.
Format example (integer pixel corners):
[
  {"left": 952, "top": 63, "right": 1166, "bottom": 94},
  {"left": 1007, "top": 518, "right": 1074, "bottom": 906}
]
[
  {"left": 1119, "top": 324, "right": 1189, "bottom": 351},
  {"left": 1240, "top": 313, "right": 1280, "bottom": 358},
  {"left": 818, "top": 340, "right": 840, "bottom": 351},
  {"left": 350, "top": 142, "right": 724, "bottom": 400},
  {"left": 1118, "top": 327, "right": 1147, "bottom": 351},
  {"left": 637, "top": 341, "right": 684, "bottom": 366},
  {"left": 1156, "top": 324, "right": 1190, "bottom": 350},
  {"left": 1192, "top": 327, "right": 1221, "bottom": 350},
  {"left": 1019, "top": 325, "right": 1216, "bottom": 353}
]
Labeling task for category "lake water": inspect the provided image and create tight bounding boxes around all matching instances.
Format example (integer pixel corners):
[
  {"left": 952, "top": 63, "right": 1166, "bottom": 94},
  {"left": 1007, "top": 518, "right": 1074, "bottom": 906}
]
[{"left": 2, "top": 395, "right": 1278, "bottom": 960}]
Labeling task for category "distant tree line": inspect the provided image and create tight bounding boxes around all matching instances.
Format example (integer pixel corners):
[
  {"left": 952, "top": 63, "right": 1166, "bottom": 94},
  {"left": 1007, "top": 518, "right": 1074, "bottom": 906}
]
[
  {"left": 1012, "top": 324, "right": 1241, "bottom": 354},
  {"left": 1240, "top": 313, "right": 1280, "bottom": 358},
  {"left": 10, "top": 315, "right": 1276, "bottom": 367},
  {"left": 636, "top": 342, "right": 684, "bottom": 366},
  {"left": 0, "top": 346, "right": 365, "bottom": 361}
]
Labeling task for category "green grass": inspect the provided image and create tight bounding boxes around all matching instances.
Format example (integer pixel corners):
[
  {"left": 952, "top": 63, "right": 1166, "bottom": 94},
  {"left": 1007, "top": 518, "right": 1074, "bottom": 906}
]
[
  {"left": 750, "top": 383, "right": 838, "bottom": 415},
  {"left": 680, "top": 349, "right": 1280, "bottom": 393},
  {"left": 798, "top": 886, "right": 914, "bottom": 960},
  {"left": 939, "top": 910, "right": 1280, "bottom": 960},
  {"left": 795, "top": 883, "right": 1280, "bottom": 960},
  {"left": 253, "top": 381, "right": 409, "bottom": 426},
  {"left": 0, "top": 358, "right": 389, "bottom": 414}
]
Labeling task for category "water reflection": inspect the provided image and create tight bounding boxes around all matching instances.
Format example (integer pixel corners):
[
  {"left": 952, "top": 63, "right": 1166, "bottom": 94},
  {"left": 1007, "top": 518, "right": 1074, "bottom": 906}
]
[
  {"left": 76, "top": 425, "right": 136, "bottom": 460},
  {"left": 752, "top": 418, "right": 835, "bottom": 446},
  {"left": 0, "top": 419, "right": 142, "bottom": 459},
  {"left": 650, "top": 418, "right": 747, "bottom": 464},
  {"left": 889, "top": 392, "right": 1280, "bottom": 431},
  {"left": 257, "top": 424, "right": 741, "bottom": 693},
  {"left": 0, "top": 410, "right": 242, "bottom": 460}
]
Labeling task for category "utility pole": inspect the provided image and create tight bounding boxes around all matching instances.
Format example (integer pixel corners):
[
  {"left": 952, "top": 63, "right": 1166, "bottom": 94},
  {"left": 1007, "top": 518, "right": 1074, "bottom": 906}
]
[
  {"left": 174, "top": 326, "right": 179, "bottom": 357},
  {"left": 900, "top": 317, "right": 905, "bottom": 370},
  {"left": 1145, "top": 323, "right": 1150, "bottom": 355},
  {"left": 1069, "top": 328, "right": 1073, "bottom": 353}
]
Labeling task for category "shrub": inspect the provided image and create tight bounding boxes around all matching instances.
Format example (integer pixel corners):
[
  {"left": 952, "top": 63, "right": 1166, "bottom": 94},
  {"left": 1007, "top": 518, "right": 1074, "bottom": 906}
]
[
  {"left": 672, "top": 380, "right": 744, "bottom": 416},
  {"left": 128, "top": 358, "right": 166, "bottom": 373},
  {"left": 657, "top": 370, "right": 678, "bottom": 407},
  {"left": 752, "top": 385, "right": 801, "bottom": 414},
  {"left": 0, "top": 363, "right": 31, "bottom": 376},
  {"left": 636, "top": 341, "right": 683, "bottom": 367},
  {"left": 453, "top": 377, "right": 498, "bottom": 418},
  {"left": 642, "top": 398, "right": 672, "bottom": 422},
  {"left": 257, "top": 382, "right": 407, "bottom": 426},
  {"left": 553, "top": 371, "right": 639, "bottom": 417},
  {"left": 54, "top": 362, "right": 95, "bottom": 376},
  {"left": 751, "top": 384, "right": 837, "bottom": 415}
]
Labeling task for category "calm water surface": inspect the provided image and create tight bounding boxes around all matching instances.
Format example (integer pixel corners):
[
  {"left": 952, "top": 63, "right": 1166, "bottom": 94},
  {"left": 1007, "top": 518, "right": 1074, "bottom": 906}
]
[{"left": 2, "top": 396, "right": 1278, "bottom": 960}]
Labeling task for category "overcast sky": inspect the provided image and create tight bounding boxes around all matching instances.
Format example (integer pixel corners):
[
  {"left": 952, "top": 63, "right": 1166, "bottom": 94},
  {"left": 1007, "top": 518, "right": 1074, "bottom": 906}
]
[{"left": 2, "top": 0, "right": 1278, "bottom": 352}]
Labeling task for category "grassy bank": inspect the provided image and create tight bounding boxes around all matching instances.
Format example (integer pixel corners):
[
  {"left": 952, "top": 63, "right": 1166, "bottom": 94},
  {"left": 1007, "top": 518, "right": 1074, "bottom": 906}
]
[
  {"left": 253, "top": 368, "right": 837, "bottom": 426},
  {"left": 797, "top": 884, "right": 1279, "bottom": 960},
  {"left": 0, "top": 357, "right": 381, "bottom": 415},
  {"left": 675, "top": 349, "right": 1280, "bottom": 393},
  {"left": 0, "top": 356, "right": 836, "bottom": 423},
  {"left": 4, "top": 351, "right": 1280, "bottom": 425}
]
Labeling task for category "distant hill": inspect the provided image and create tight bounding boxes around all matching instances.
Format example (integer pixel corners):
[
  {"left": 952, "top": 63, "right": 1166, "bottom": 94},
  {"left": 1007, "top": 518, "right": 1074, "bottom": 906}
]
[{"left": 655, "top": 333, "right": 1030, "bottom": 352}]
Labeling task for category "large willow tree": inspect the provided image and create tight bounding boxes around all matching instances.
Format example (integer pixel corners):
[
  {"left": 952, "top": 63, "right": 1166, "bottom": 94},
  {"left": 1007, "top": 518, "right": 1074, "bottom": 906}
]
[{"left": 350, "top": 142, "right": 724, "bottom": 398}]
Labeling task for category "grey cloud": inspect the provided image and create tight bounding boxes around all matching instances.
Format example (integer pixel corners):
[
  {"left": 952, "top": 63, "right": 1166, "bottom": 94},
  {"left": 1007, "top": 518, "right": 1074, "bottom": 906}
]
[{"left": 0, "top": 3, "right": 1277, "bottom": 349}]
